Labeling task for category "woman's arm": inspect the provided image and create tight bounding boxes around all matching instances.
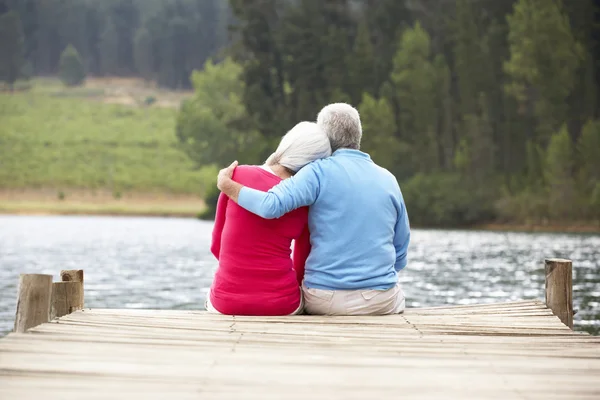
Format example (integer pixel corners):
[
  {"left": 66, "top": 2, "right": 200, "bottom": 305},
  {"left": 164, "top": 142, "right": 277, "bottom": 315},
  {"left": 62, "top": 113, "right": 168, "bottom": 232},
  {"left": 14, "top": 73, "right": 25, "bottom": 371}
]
[
  {"left": 210, "top": 193, "right": 229, "bottom": 260},
  {"left": 292, "top": 224, "right": 311, "bottom": 285}
]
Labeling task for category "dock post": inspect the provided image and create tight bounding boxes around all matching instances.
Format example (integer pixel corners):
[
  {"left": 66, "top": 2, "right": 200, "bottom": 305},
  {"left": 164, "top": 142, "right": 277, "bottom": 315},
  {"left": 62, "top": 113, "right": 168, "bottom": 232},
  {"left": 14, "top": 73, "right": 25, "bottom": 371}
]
[
  {"left": 51, "top": 270, "right": 84, "bottom": 320},
  {"left": 544, "top": 258, "right": 573, "bottom": 329},
  {"left": 13, "top": 274, "right": 53, "bottom": 333}
]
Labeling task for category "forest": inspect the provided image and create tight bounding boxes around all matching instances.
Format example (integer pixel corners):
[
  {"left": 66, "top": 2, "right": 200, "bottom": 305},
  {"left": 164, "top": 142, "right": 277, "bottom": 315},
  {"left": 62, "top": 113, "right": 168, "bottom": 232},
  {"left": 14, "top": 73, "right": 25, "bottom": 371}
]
[
  {"left": 0, "top": 0, "right": 230, "bottom": 89},
  {"left": 1, "top": 0, "right": 600, "bottom": 227}
]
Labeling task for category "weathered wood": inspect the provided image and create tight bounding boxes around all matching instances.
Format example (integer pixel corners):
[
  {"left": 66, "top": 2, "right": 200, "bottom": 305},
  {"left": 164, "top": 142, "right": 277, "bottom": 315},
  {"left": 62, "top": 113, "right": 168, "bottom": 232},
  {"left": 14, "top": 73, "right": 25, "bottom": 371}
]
[
  {"left": 545, "top": 258, "right": 573, "bottom": 329},
  {"left": 12, "top": 274, "right": 53, "bottom": 333},
  {"left": 59, "top": 269, "right": 84, "bottom": 310},
  {"left": 50, "top": 281, "right": 84, "bottom": 320},
  {"left": 2, "top": 302, "right": 599, "bottom": 400},
  {"left": 60, "top": 269, "right": 84, "bottom": 283}
]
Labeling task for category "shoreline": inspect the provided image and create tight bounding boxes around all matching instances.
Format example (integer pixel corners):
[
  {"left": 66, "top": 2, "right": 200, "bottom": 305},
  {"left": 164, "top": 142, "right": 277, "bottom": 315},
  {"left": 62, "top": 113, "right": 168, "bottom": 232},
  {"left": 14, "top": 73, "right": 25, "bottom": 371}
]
[
  {"left": 473, "top": 223, "right": 600, "bottom": 234},
  {"left": 0, "top": 208, "right": 200, "bottom": 218},
  {"left": 0, "top": 193, "right": 206, "bottom": 219},
  {"left": 2, "top": 202, "right": 600, "bottom": 233}
]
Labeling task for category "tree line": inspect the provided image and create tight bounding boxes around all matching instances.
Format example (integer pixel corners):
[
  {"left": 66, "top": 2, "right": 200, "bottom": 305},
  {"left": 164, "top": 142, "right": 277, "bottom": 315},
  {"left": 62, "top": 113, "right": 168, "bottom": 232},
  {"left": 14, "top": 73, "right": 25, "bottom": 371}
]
[
  {"left": 0, "top": 0, "right": 230, "bottom": 89},
  {"left": 178, "top": 0, "right": 600, "bottom": 226},
  {"left": 2, "top": 0, "right": 600, "bottom": 226}
]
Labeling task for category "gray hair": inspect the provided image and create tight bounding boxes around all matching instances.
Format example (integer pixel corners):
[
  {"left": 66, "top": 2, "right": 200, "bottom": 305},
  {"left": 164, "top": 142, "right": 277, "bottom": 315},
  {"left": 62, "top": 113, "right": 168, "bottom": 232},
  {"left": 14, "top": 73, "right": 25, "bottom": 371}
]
[
  {"left": 316, "top": 103, "right": 362, "bottom": 152},
  {"left": 266, "top": 121, "right": 332, "bottom": 173}
]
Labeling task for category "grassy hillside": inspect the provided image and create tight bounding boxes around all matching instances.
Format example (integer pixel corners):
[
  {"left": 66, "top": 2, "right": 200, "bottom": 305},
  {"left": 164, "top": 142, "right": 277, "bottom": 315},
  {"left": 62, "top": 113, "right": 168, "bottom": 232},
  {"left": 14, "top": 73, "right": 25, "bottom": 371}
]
[
  {"left": 0, "top": 79, "right": 215, "bottom": 215},
  {"left": 0, "top": 80, "right": 215, "bottom": 195}
]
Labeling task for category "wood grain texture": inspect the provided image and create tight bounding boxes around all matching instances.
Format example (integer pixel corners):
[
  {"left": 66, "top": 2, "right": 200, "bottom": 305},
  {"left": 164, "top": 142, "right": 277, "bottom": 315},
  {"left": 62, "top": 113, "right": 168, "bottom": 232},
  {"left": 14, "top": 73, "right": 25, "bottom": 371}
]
[
  {"left": 2, "top": 300, "right": 599, "bottom": 400},
  {"left": 50, "top": 281, "right": 84, "bottom": 320},
  {"left": 12, "top": 274, "right": 53, "bottom": 333},
  {"left": 545, "top": 258, "right": 573, "bottom": 329}
]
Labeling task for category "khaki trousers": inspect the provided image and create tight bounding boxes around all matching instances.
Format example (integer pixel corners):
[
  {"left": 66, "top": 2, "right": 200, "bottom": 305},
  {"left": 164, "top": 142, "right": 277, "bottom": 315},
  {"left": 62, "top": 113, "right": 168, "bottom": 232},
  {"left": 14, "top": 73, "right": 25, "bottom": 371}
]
[{"left": 302, "top": 282, "right": 405, "bottom": 316}]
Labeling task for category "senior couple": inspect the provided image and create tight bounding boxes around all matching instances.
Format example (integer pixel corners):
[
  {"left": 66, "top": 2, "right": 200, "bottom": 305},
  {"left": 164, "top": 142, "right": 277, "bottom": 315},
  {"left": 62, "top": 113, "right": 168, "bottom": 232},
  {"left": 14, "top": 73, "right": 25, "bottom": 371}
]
[{"left": 207, "top": 103, "right": 410, "bottom": 316}]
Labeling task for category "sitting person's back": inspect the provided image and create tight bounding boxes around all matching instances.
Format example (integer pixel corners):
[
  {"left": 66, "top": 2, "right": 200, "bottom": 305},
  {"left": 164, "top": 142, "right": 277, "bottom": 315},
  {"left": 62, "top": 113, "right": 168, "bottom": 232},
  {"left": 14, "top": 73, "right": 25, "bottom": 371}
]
[
  {"left": 301, "top": 150, "right": 404, "bottom": 292},
  {"left": 210, "top": 165, "right": 309, "bottom": 315},
  {"left": 208, "top": 121, "right": 331, "bottom": 316}
]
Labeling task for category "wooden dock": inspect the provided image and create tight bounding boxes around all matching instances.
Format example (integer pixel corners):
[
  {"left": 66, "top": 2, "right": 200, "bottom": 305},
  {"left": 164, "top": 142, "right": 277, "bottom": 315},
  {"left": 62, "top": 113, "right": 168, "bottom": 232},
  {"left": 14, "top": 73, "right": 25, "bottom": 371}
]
[
  {"left": 1, "top": 301, "right": 599, "bottom": 399},
  {"left": 1, "top": 259, "right": 599, "bottom": 399}
]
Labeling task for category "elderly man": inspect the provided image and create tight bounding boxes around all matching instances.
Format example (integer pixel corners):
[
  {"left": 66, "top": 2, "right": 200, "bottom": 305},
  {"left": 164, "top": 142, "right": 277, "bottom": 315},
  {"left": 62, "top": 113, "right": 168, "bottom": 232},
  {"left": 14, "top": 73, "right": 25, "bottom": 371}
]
[{"left": 217, "top": 103, "right": 410, "bottom": 315}]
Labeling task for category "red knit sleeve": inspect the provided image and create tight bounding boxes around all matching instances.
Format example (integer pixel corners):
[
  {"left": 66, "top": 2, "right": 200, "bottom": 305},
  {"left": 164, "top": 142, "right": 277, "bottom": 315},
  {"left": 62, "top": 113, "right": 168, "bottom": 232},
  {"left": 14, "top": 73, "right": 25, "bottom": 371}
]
[
  {"left": 292, "top": 224, "right": 311, "bottom": 285},
  {"left": 210, "top": 193, "right": 229, "bottom": 260}
]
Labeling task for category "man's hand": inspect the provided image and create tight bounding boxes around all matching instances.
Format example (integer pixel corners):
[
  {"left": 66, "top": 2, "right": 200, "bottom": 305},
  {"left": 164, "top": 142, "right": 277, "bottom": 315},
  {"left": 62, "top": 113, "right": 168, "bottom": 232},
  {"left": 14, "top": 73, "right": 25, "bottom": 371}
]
[
  {"left": 217, "top": 161, "right": 243, "bottom": 203},
  {"left": 217, "top": 160, "right": 238, "bottom": 191}
]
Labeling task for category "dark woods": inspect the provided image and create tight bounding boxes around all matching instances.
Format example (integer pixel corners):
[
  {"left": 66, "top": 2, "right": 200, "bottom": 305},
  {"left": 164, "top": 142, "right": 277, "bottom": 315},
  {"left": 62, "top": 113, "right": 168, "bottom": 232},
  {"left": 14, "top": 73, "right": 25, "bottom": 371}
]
[
  {"left": 2, "top": 0, "right": 600, "bottom": 227},
  {"left": 0, "top": 0, "right": 230, "bottom": 89}
]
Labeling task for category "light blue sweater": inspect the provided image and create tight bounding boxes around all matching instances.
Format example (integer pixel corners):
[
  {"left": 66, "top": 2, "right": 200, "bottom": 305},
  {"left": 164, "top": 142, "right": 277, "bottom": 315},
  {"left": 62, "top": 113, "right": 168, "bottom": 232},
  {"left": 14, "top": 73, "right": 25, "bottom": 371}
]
[{"left": 238, "top": 149, "right": 410, "bottom": 291}]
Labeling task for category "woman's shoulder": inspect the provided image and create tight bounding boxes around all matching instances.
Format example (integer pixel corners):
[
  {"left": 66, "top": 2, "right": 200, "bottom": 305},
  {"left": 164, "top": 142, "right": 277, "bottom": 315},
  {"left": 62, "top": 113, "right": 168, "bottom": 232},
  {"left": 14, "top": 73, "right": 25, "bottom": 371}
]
[
  {"left": 233, "top": 165, "right": 280, "bottom": 188},
  {"left": 233, "top": 165, "right": 266, "bottom": 179}
]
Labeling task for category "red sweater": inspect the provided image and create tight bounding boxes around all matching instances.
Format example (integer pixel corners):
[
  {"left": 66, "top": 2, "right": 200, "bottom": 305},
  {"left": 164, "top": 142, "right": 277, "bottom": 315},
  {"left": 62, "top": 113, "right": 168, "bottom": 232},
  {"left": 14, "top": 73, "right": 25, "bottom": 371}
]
[{"left": 209, "top": 165, "right": 311, "bottom": 315}]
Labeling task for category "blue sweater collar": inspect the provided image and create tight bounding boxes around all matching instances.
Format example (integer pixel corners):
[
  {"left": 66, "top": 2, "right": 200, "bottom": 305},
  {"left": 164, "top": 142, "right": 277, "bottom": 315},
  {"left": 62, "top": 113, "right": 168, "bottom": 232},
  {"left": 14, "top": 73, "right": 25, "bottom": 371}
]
[{"left": 332, "top": 149, "right": 371, "bottom": 160}]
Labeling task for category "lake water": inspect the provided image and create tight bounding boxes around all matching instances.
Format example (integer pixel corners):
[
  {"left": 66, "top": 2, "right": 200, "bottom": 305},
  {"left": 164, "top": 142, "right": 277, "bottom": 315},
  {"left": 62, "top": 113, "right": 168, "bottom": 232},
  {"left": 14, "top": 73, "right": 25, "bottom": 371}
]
[{"left": 1, "top": 215, "right": 598, "bottom": 336}]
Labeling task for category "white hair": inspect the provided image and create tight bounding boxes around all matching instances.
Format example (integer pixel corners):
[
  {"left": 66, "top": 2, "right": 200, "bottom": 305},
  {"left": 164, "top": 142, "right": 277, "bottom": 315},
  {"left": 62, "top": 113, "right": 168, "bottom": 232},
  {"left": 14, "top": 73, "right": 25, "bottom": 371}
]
[
  {"left": 316, "top": 103, "right": 362, "bottom": 152},
  {"left": 266, "top": 121, "right": 332, "bottom": 173}
]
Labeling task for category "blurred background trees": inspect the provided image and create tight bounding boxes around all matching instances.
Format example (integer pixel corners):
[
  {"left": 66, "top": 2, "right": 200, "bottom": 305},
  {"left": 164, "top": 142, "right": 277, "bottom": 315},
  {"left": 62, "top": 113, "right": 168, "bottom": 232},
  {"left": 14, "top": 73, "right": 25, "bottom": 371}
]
[
  {"left": 58, "top": 45, "right": 86, "bottom": 86},
  {"left": 0, "top": 9, "right": 24, "bottom": 90},
  {"left": 0, "top": 0, "right": 230, "bottom": 89},
  {"left": 1, "top": 0, "right": 599, "bottom": 227}
]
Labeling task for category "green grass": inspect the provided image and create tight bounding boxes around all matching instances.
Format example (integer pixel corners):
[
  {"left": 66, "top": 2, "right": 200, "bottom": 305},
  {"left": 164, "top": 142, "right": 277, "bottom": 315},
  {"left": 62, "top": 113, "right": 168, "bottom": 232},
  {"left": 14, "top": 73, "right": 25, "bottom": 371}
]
[{"left": 0, "top": 81, "right": 216, "bottom": 196}]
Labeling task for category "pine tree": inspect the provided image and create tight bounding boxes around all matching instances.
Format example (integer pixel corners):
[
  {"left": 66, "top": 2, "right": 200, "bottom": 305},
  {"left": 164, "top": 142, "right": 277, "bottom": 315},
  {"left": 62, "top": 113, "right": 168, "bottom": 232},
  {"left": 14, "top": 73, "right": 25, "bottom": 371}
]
[
  {"left": 545, "top": 126, "right": 575, "bottom": 218},
  {"left": 0, "top": 10, "right": 24, "bottom": 90},
  {"left": 229, "top": 0, "right": 289, "bottom": 140},
  {"left": 58, "top": 44, "right": 86, "bottom": 86},
  {"left": 578, "top": 120, "right": 600, "bottom": 192},
  {"left": 100, "top": 19, "right": 119, "bottom": 75},
  {"left": 279, "top": 0, "right": 355, "bottom": 123},
  {"left": 7, "top": 0, "right": 37, "bottom": 70},
  {"left": 133, "top": 27, "right": 153, "bottom": 82},
  {"left": 564, "top": 0, "right": 599, "bottom": 131},
  {"left": 463, "top": 94, "right": 496, "bottom": 182},
  {"left": 453, "top": 0, "right": 482, "bottom": 118},
  {"left": 83, "top": 4, "right": 103, "bottom": 76},
  {"left": 349, "top": 21, "right": 376, "bottom": 104},
  {"left": 364, "top": 0, "right": 413, "bottom": 93},
  {"left": 504, "top": 0, "right": 583, "bottom": 142},
  {"left": 157, "top": 16, "right": 193, "bottom": 89},
  {"left": 525, "top": 140, "right": 546, "bottom": 190},
  {"left": 390, "top": 22, "right": 439, "bottom": 172},
  {"left": 435, "top": 54, "right": 454, "bottom": 170},
  {"left": 358, "top": 93, "right": 402, "bottom": 175},
  {"left": 108, "top": 0, "right": 139, "bottom": 75}
]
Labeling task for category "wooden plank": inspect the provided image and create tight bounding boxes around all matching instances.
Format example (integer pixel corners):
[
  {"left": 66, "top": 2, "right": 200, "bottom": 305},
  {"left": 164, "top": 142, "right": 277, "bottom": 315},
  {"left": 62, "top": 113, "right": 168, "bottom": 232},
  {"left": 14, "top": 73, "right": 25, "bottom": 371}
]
[{"left": 1, "top": 302, "right": 599, "bottom": 400}]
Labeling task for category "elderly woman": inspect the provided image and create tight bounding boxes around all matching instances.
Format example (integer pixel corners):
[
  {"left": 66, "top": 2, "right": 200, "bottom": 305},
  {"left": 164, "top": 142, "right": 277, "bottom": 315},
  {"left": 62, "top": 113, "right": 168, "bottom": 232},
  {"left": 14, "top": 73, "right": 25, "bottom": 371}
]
[{"left": 207, "top": 122, "right": 331, "bottom": 315}]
